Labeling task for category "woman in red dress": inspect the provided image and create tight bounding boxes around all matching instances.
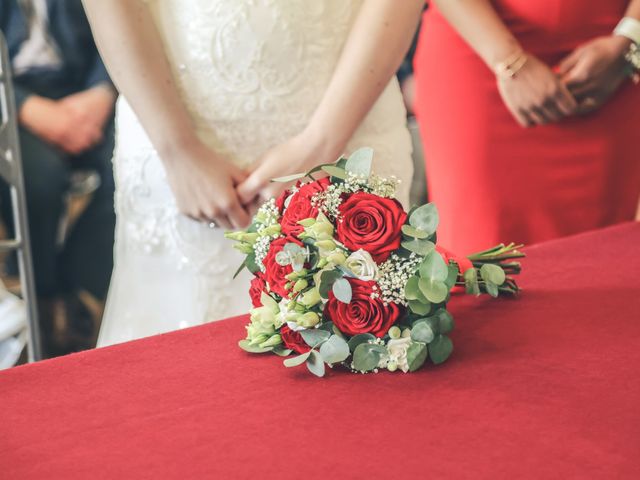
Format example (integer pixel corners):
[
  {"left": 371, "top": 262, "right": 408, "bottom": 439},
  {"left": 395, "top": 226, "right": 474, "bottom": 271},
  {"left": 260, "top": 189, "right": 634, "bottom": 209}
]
[{"left": 414, "top": 0, "right": 640, "bottom": 254}]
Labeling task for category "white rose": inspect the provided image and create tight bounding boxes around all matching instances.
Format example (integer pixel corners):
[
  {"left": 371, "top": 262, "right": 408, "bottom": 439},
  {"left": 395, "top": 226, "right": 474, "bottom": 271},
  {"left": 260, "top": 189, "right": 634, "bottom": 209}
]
[
  {"left": 345, "top": 249, "right": 379, "bottom": 281},
  {"left": 386, "top": 337, "right": 413, "bottom": 373}
]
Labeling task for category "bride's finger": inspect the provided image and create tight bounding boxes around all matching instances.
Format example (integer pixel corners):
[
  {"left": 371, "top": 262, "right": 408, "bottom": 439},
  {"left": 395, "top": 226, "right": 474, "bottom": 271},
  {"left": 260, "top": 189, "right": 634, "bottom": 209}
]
[{"left": 237, "top": 173, "right": 264, "bottom": 206}]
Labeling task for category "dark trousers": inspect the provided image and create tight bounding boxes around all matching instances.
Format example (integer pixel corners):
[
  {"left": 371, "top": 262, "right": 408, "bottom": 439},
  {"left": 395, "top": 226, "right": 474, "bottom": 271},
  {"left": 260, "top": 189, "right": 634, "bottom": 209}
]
[{"left": 0, "top": 122, "right": 116, "bottom": 300}]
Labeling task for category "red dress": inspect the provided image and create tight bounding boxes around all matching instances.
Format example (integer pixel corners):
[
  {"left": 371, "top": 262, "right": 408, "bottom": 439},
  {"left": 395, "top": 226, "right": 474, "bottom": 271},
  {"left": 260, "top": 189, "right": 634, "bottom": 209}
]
[{"left": 414, "top": 0, "right": 640, "bottom": 254}]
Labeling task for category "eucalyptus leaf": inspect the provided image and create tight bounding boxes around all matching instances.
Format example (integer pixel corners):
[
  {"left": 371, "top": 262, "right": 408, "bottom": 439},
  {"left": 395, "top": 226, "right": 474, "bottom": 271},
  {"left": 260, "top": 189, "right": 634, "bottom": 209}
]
[
  {"left": 419, "top": 278, "right": 448, "bottom": 304},
  {"left": 401, "top": 239, "right": 436, "bottom": 256},
  {"left": 238, "top": 339, "right": 274, "bottom": 354},
  {"left": 306, "top": 350, "right": 326, "bottom": 377},
  {"left": 429, "top": 335, "right": 453, "bottom": 365},
  {"left": 321, "top": 165, "right": 347, "bottom": 179},
  {"left": 409, "top": 203, "right": 439, "bottom": 235},
  {"left": 401, "top": 225, "right": 429, "bottom": 239},
  {"left": 408, "top": 299, "right": 431, "bottom": 316},
  {"left": 352, "top": 343, "right": 386, "bottom": 372},
  {"left": 332, "top": 278, "right": 353, "bottom": 304},
  {"left": 271, "top": 172, "right": 307, "bottom": 183},
  {"left": 480, "top": 263, "right": 506, "bottom": 285},
  {"left": 300, "top": 329, "right": 332, "bottom": 348},
  {"left": 345, "top": 147, "right": 374, "bottom": 177},
  {"left": 283, "top": 351, "right": 311, "bottom": 367},
  {"left": 464, "top": 268, "right": 481, "bottom": 296},
  {"left": 407, "top": 342, "right": 428, "bottom": 372},
  {"left": 319, "top": 335, "right": 350, "bottom": 364},
  {"left": 419, "top": 251, "right": 449, "bottom": 282},
  {"left": 273, "top": 348, "right": 294, "bottom": 357},
  {"left": 485, "top": 281, "right": 499, "bottom": 298},
  {"left": 445, "top": 264, "right": 459, "bottom": 290},
  {"left": 410, "top": 321, "right": 435, "bottom": 344},
  {"left": 432, "top": 309, "right": 455, "bottom": 335},
  {"left": 404, "top": 275, "right": 420, "bottom": 301},
  {"left": 347, "top": 333, "right": 376, "bottom": 353},
  {"left": 319, "top": 270, "right": 342, "bottom": 298}
]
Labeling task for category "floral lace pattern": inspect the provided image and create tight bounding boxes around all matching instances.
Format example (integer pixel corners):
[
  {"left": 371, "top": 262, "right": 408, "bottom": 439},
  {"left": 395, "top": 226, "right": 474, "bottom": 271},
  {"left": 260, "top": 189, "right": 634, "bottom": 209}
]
[{"left": 100, "top": 0, "right": 414, "bottom": 346}]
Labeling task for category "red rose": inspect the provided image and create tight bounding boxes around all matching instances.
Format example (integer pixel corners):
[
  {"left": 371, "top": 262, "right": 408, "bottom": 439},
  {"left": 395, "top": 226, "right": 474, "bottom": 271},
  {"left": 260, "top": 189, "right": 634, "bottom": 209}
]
[
  {"left": 280, "top": 177, "right": 331, "bottom": 236},
  {"left": 280, "top": 325, "right": 311, "bottom": 354},
  {"left": 274, "top": 188, "right": 290, "bottom": 214},
  {"left": 335, "top": 192, "right": 407, "bottom": 263},
  {"left": 262, "top": 236, "right": 303, "bottom": 298},
  {"left": 249, "top": 275, "right": 267, "bottom": 308},
  {"left": 325, "top": 278, "right": 402, "bottom": 338}
]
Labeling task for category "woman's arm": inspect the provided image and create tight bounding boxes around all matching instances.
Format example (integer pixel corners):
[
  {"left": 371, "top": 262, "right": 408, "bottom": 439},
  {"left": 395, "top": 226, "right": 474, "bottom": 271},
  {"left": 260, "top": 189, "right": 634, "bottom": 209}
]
[
  {"left": 432, "top": 0, "right": 577, "bottom": 127},
  {"left": 237, "top": 0, "right": 424, "bottom": 204},
  {"left": 81, "top": 0, "right": 250, "bottom": 228}
]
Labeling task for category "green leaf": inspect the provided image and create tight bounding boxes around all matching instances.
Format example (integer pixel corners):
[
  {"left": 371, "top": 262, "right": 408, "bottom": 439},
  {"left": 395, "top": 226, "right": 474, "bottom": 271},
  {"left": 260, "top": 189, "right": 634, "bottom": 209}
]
[
  {"left": 404, "top": 275, "right": 421, "bottom": 301},
  {"left": 408, "top": 299, "right": 431, "bottom": 316},
  {"left": 319, "top": 270, "right": 342, "bottom": 298},
  {"left": 419, "top": 278, "right": 448, "bottom": 304},
  {"left": 464, "top": 268, "right": 481, "bottom": 296},
  {"left": 432, "top": 309, "right": 455, "bottom": 335},
  {"left": 347, "top": 333, "right": 376, "bottom": 353},
  {"left": 419, "top": 251, "right": 448, "bottom": 282},
  {"left": 332, "top": 278, "right": 352, "bottom": 304},
  {"left": 401, "top": 225, "right": 429, "bottom": 239},
  {"left": 409, "top": 203, "right": 439, "bottom": 235},
  {"left": 321, "top": 165, "right": 347, "bottom": 179},
  {"left": 445, "top": 264, "right": 459, "bottom": 290},
  {"left": 245, "top": 252, "right": 260, "bottom": 275},
  {"left": 352, "top": 343, "right": 386, "bottom": 372},
  {"left": 283, "top": 351, "right": 311, "bottom": 367},
  {"left": 232, "top": 260, "right": 247, "bottom": 280},
  {"left": 429, "top": 335, "right": 453, "bottom": 365},
  {"left": 407, "top": 342, "right": 428, "bottom": 372},
  {"left": 272, "top": 347, "right": 294, "bottom": 357},
  {"left": 480, "top": 263, "right": 506, "bottom": 286},
  {"left": 401, "top": 239, "right": 435, "bottom": 256},
  {"left": 300, "top": 329, "right": 331, "bottom": 348},
  {"left": 345, "top": 147, "right": 374, "bottom": 177},
  {"left": 319, "top": 335, "right": 350, "bottom": 364},
  {"left": 306, "top": 350, "right": 326, "bottom": 377},
  {"left": 411, "top": 321, "right": 435, "bottom": 344},
  {"left": 238, "top": 339, "right": 274, "bottom": 354},
  {"left": 271, "top": 172, "right": 306, "bottom": 183},
  {"left": 485, "top": 281, "right": 499, "bottom": 298}
]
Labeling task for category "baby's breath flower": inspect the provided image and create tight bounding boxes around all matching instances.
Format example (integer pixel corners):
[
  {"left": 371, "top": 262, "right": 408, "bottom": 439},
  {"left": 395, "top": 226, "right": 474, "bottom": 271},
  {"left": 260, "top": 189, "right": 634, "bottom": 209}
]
[{"left": 375, "top": 253, "right": 421, "bottom": 306}]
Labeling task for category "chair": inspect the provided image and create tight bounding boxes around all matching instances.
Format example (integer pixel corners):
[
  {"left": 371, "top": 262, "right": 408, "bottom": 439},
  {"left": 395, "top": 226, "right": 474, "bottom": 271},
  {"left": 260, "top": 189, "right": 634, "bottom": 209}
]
[{"left": 0, "top": 32, "right": 41, "bottom": 362}]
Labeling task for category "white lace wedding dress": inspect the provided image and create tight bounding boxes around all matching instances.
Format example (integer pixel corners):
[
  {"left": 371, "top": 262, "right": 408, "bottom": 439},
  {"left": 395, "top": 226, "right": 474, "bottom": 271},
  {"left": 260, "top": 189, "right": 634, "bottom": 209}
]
[{"left": 98, "top": 0, "right": 414, "bottom": 347}]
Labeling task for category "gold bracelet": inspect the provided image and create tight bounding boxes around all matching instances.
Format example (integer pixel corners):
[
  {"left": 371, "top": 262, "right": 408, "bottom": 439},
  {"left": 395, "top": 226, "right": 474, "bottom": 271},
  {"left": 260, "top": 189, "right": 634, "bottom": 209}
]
[{"left": 495, "top": 50, "right": 528, "bottom": 79}]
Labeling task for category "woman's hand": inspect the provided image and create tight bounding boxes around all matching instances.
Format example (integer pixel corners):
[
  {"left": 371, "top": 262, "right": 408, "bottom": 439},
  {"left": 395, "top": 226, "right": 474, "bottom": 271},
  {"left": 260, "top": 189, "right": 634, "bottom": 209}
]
[
  {"left": 497, "top": 54, "right": 578, "bottom": 127},
  {"left": 237, "top": 131, "right": 339, "bottom": 211},
  {"left": 558, "top": 36, "right": 631, "bottom": 114},
  {"left": 163, "top": 141, "right": 251, "bottom": 230}
]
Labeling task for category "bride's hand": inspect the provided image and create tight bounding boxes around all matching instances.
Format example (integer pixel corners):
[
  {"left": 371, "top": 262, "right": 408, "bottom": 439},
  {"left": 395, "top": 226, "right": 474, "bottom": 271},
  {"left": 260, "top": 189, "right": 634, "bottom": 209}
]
[
  {"left": 237, "top": 132, "right": 337, "bottom": 209},
  {"left": 163, "top": 141, "right": 251, "bottom": 229}
]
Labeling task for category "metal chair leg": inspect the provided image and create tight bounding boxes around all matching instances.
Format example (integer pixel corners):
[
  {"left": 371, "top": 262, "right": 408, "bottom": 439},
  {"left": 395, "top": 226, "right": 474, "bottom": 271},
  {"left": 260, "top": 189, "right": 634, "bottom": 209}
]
[{"left": 0, "top": 33, "right": 42, "bottom": 362}]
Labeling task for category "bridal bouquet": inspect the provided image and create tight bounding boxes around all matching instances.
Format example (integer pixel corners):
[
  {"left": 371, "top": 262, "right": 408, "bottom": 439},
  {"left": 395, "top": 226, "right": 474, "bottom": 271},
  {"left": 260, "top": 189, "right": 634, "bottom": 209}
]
[{"left": 226, "top": 148, "right": 524, "bottom": 377}]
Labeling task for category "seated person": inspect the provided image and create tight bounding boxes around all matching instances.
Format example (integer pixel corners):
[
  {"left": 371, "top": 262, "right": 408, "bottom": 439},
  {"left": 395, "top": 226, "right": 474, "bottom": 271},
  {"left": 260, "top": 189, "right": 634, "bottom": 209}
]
[{"left": 0, "top": 0, "right": 117, "bottom": 357}]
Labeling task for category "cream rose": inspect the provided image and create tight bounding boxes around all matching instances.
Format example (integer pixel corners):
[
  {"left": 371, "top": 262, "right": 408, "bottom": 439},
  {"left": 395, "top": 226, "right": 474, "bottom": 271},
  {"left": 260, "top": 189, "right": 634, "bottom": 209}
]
[{"left": 345, "top": 249, "right": 379, "bottom": 281}]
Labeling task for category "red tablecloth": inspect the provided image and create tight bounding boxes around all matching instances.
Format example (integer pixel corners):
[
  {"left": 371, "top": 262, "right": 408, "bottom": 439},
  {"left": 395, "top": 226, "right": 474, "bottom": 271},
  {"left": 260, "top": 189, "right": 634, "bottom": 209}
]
[{"left": 1, "top": 224, "right": 640, "bottom": 479}]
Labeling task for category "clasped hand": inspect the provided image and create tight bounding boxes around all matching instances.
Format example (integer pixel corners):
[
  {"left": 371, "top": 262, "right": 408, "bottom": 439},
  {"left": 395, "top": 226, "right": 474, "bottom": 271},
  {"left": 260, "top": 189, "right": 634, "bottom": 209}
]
[
  {"left": 166, "top": 133, "right": 327, "bottom": 230},
  {"left": 498, "top": 35, "right": 630, "bottom": 127}
]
